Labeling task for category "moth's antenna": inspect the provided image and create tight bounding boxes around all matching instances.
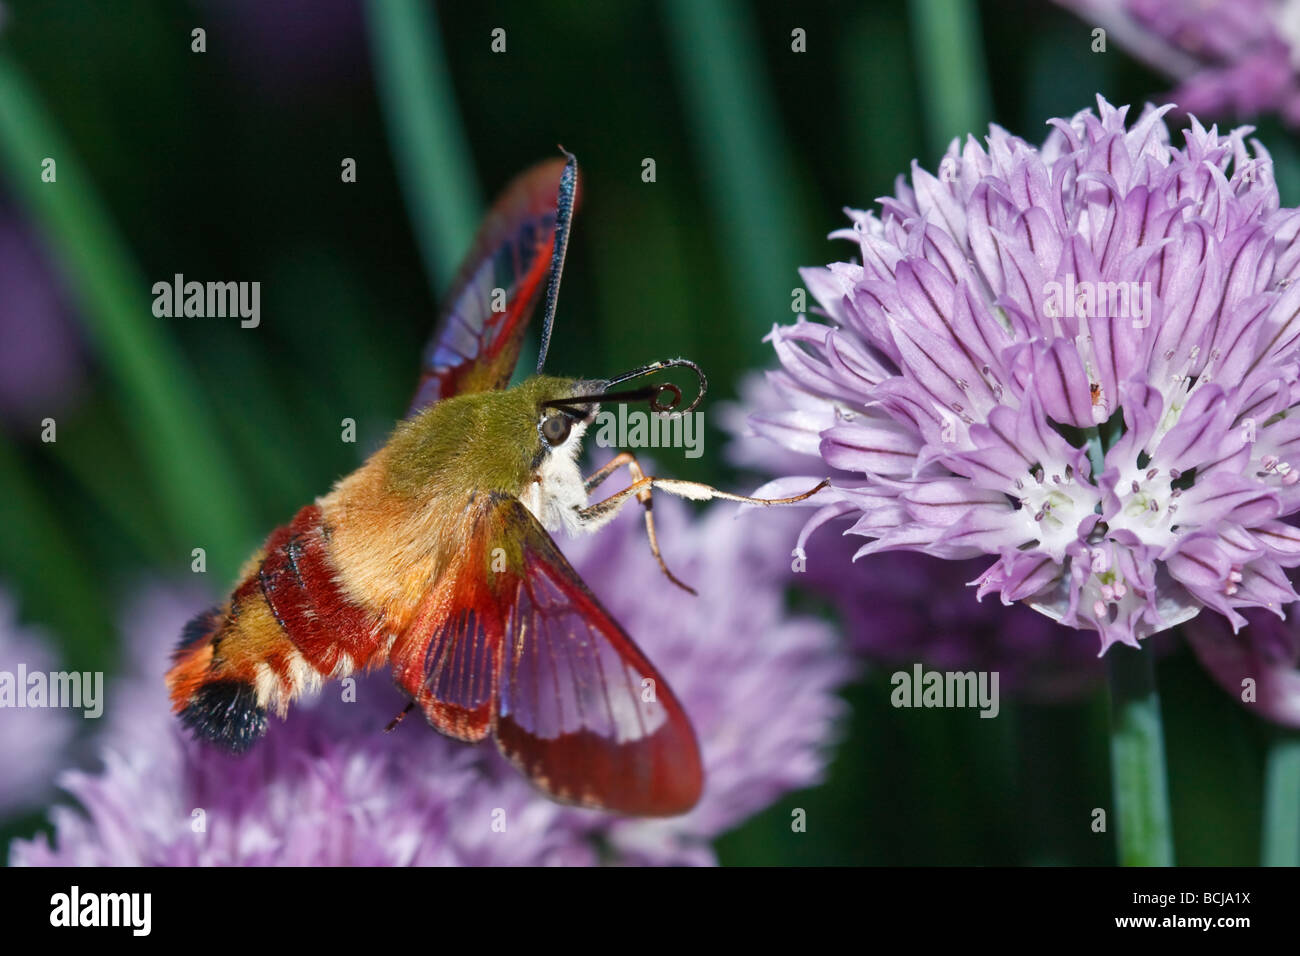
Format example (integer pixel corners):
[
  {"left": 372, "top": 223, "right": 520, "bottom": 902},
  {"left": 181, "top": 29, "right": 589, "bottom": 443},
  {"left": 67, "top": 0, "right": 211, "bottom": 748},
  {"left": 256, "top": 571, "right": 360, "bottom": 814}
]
[{"left": 536, "top": 147, "right": 578, "bottom": 373}]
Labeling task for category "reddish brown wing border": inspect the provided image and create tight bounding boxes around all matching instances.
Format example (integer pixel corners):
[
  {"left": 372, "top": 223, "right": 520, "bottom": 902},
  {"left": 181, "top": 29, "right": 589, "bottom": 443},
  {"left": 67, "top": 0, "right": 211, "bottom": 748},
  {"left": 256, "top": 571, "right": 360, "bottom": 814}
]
[{"left": 407, "top": 158, "right": 578, "bottom": 415}]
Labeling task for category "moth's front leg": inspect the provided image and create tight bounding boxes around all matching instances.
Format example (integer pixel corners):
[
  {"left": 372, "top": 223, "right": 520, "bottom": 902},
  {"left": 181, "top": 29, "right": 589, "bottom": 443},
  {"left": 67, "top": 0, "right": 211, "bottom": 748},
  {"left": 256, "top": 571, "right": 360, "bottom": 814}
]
[
  {"left": 583, "top": 451, "right": 650, "bottom": 497},
  {"left": 579, "top": 451, "right": 694, "bottom": 594},
  {"left": 579, "top": 469, "right": 830, "bottom": 594}
]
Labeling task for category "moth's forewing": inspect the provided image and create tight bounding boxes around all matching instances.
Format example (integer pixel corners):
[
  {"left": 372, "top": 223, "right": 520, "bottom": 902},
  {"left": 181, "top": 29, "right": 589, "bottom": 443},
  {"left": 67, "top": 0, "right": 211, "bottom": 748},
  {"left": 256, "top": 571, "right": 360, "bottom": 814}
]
[
  {"left": 390, "top": 495, "right": 703, "bottom": 816},
  {"left": 409, "top": 158, "right": 579, "bottom": 414}
]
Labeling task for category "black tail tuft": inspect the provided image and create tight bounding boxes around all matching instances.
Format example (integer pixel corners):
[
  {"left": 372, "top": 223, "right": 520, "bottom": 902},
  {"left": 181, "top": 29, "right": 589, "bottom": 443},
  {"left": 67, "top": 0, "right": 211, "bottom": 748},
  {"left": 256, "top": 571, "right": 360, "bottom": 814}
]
[{"left": 178, "top": 680, "right": 268, "bottom": 754}]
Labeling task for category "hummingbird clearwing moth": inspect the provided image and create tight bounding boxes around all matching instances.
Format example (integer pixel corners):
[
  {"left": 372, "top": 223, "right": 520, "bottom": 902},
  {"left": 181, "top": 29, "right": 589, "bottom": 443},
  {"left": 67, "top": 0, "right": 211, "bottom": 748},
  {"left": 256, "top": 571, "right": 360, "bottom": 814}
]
[{"left": 166, "top": 150, "right": 826, "bottom": 816}]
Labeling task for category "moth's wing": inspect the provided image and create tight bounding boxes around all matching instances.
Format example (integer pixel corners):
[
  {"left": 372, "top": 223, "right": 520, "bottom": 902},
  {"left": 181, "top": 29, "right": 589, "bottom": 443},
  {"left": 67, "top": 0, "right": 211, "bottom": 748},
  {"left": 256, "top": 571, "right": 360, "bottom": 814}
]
[
  {"left": 389, "top": 495, "right": 703, "bottom": 816},
  {"left": 387, "top": 497, "right": 510, "bottom": 743},
  {"left": 499, "top": 499, "right": 702, "bottom": 816},
  {"left": 407, "top": 158, "right": 577, "bottom": 415}
]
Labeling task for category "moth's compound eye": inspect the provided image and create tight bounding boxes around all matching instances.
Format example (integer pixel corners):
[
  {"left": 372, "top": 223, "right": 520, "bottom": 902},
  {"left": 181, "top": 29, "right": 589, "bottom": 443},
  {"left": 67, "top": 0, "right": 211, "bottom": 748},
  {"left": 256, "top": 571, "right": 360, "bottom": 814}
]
[{"left": 541, "top": 414, "right": 572, "bottom": 447}]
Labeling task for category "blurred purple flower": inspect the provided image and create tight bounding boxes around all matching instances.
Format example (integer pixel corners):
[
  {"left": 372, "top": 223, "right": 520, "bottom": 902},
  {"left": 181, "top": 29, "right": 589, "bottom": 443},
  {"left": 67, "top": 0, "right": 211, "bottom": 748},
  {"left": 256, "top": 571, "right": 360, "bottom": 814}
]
[
  {"left": 0, "top": 208, "right": 84, "bottom": 430},
  {"left": 201, "top": 0, "right": 367, "bottom": 104},
  {"left": 1055, "top": 0, "right": 1300, "bottom": 128},
  {"left": 1186, "top": 603, "right": 1300, "bottom": 726},
  {"left": 751, "top": 97, "right": 1300, "bottom": 654},
  {"left": 0, "top": 587, "right": 75, "bottom": 815},
  {"left": 11, "top": 495, "right": 850, "bottom": 866},
  {"left": 806, "top": 544, "right": 1105, "bottom": 701},
  {"left": 726, "top": 374, "right": 1105, "bottom": 700}
]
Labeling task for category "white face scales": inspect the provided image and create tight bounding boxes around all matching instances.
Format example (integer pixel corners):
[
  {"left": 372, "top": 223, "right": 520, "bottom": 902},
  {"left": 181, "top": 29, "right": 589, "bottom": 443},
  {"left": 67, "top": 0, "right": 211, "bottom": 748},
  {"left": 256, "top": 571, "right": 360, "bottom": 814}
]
[{"left": 523, "top": 409, "right": 596, "bottom": 537}]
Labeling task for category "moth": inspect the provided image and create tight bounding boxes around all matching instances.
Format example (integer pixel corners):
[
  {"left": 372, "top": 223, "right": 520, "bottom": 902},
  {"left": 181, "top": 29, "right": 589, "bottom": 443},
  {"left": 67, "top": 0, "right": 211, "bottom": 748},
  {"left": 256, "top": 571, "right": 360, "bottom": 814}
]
[{"left": 166, "top": 151, "right": 825, "bottom": 816}]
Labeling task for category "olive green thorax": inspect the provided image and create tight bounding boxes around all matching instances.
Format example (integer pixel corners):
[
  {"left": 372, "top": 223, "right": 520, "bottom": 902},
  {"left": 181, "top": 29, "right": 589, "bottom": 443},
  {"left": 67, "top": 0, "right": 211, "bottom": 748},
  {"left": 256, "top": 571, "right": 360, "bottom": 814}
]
[{"left": 383, "top": 375, "right": 585, "bottom": 499}]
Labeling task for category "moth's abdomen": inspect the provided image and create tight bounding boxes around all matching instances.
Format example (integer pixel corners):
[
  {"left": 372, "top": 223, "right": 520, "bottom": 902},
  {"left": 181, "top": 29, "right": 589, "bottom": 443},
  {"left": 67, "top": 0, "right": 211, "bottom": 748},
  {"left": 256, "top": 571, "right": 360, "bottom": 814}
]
[
  {"left": 169, "top": 605, "right": 268, "bottom": 753},
  {"left": 166, "top": 503, "right": 386, "bottom": 752}
]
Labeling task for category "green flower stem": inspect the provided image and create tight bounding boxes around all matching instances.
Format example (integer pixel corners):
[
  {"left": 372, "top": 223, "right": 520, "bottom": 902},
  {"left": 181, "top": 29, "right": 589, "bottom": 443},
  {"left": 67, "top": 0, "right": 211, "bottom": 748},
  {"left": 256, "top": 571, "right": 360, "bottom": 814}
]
[
  {"left": 1261, "top": 730, "right": 1300, "bottom": 866},
  {"left": 661, "top": 0, "right": 808, "bottom": 369},
  {"left": 0, "top": 55, "right": 254, "bottom": 581},
  {"left": 1106, "top": 645, "right": 1174, "bottom": 865},
  {"left": 908, "top": 0, "right": 993, "bottom": 157},
  {"left": 366, "top": 0, "right": 481, "bottom": 292}
]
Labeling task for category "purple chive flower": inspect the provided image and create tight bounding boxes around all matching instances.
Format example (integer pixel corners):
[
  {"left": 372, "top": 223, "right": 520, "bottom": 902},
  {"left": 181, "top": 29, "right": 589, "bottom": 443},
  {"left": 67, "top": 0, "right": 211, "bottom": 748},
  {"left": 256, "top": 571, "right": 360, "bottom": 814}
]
[
  {"left": 1186, "top": 605, "right": 1300, "bottom": 726},
  {"left": 0, "top": 587, "right": 75, "bottom": 815},
  {"left": 1055, "top": 1, "right": 1300, "bottom": 128},
  {"left": 751, "top": 97, "right": 1300, "bottom": 656},
  {"left": 726, "top": 375, "right": 1107, "bottom": 700},
  {"left": 11, "top": 496, "right": 850, "bottom": 866}
]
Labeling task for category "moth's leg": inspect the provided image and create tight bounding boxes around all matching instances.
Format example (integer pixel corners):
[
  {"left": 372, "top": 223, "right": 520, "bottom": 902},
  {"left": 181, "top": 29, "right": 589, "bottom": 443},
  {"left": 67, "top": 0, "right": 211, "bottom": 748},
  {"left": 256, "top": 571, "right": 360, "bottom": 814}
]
[
  {"left": 583, "top": 452, "right": 645, "bottom": 494},
  {"left": 578, "top": 470, "right": 830, "bottom": 594},
  {"left": 580, "top": 453, "right": 651, "bottom": 535},
  {"left": 584, "top": 475, "right": 829, "bottom": 511},
  {"left": 580, "top": 452, "right": 691, "bottom": 594},
  {"left": 384, "top": 699, "right": 416, "bottom": 733}
]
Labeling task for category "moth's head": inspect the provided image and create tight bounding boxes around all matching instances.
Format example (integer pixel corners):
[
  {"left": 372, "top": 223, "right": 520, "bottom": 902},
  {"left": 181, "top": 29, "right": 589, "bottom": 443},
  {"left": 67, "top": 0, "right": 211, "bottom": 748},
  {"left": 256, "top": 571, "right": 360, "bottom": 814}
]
[
  {"left": 387, "top": 362, "right": 708, "bottom": 499},
  {"left": 519, "top": 375, "right": 603, "bottom": 466},
  {"left": 385, "top": 375, "right": 598, "bottom": 497},
  {"left": 525, "top": 358, "right": 707, "bottom": 463}
]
